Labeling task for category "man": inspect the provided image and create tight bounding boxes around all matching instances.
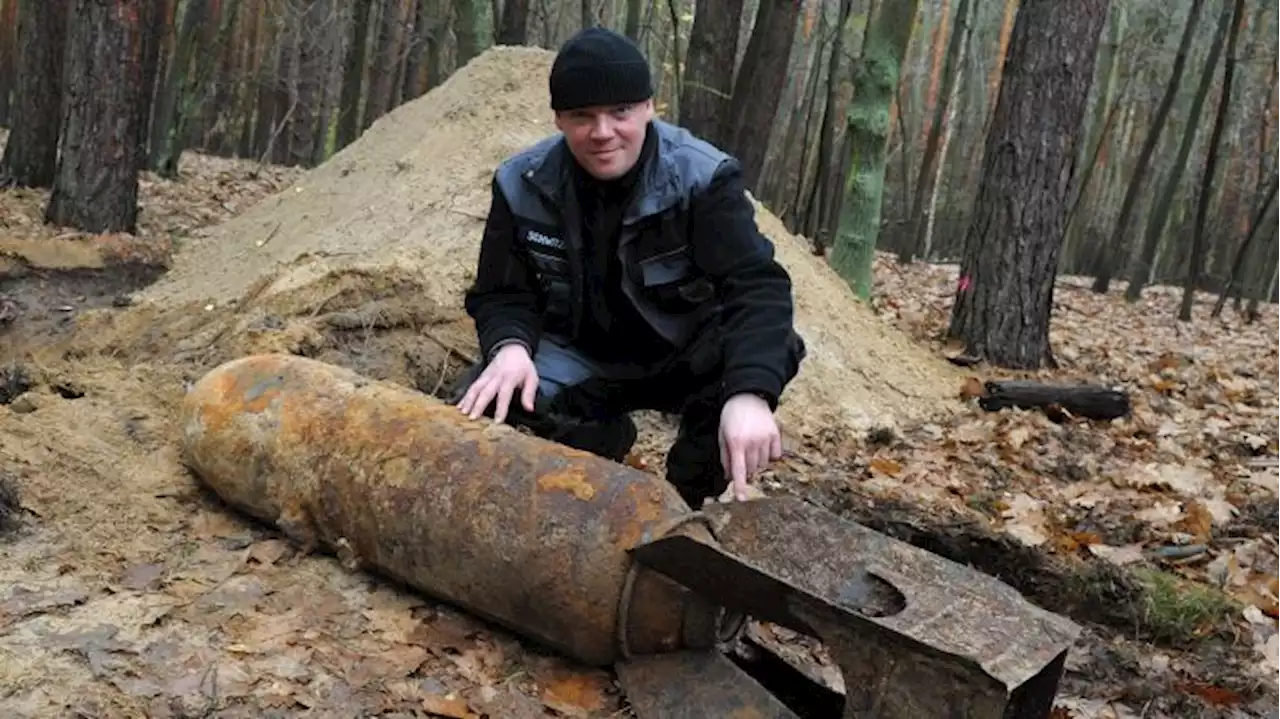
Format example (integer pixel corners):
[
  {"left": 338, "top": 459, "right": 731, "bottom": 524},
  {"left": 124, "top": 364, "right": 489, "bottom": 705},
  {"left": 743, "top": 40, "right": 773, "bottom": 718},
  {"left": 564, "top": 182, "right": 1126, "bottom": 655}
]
[{"left": 453, "top": 26, "right": 806, "bottom": 508}]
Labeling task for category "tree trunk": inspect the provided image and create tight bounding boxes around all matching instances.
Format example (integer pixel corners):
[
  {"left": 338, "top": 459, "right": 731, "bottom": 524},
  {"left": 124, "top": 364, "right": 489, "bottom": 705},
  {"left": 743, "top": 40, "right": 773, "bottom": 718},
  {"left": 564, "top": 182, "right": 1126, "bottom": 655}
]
[
  {"left": 1179, "top": 0, "right": 1247, "bottom": 322},
  {"left": 496, "top": 0, "right": 527, "bottom": 45},
  {"left": 920, "top": 0, "right": 978, "bottom": 261},
  {"left": 623, "top": 0, "right": 642, "bottom": 41},
  {"left": 724, "top": 0, "right": 802, "bottom": 192},
  {"left": 899, "top": 0, "right": 971, "bottom": 264},
  {"left": 136, "top": 0, "right": 167, "bottom": 170},
  {"left": 828, "top": 0, "right": 921, "bottom": 300},
  {"left": 1212, "top": 175, "right": 1277, "bottom": 318},
  {"left": 45, "top": 0, "right": 148, "bottom": 235},
  {"left": 1063, "top": 2, "right": 1125, "bottom": 259},
  {"left": 947, "top": 0, "right": 1108, "bottom": 369},
  {"left": 1125, "top": 1, "right": 1232, "bottom": 302},
  {"left": 149, "top": 0, "right": 211, "bottom": 177},
  {"left": 402, "top": 0, "right": 430, "bottom": 101},
  {"left": 0, "top": 0, "right": 17, "bottom": 127},
  {"left": 679, "top": 0, "right": 744, "bottom": 149},
  {"left": 251, "top": 15, "right": 281, "bottom": 160},
  {"left": 364, "top": 0, "right": 411, "bottom": 130},
  {"left": 1091, "top": 0, "right": 1205, "bottom": 294},
  {"left": 0, "top": 0, "right": 69, "bottom": 188},
  {"left": 454, "top": 0, "right": 480, "bottom": 67},
  {"left": 424, "top": 0, "right": 447, "bottom": 91},
  {"left": 288, "top": 0, "right": 329, "bottom": 167},
  {"left": 803, "top": 0, "right": 854, "bottom": 252},
  {"left": 336, "top": 0, "right": 374, "bottom": 151}
]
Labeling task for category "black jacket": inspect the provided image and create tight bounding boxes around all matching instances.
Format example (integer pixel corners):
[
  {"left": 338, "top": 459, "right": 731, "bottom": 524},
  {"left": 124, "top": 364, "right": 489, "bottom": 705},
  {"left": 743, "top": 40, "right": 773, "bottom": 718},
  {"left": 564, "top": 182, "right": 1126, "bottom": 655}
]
[{"left": 464, "top": 120, "right": 803, "bottom": 408}]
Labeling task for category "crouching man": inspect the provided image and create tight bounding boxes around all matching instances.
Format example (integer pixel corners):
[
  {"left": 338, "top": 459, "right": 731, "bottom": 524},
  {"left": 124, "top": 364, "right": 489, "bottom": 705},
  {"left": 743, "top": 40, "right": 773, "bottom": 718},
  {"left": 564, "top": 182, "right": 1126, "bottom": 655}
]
[{"left": 452, "top": 26, "right": 806, "bottom": 508}]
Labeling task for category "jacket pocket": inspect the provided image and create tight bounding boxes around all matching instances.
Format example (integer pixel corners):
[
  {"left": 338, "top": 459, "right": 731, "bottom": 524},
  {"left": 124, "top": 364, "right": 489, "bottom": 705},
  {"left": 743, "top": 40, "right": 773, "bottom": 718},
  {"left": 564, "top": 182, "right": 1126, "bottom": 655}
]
[{"left": 638, "top": 249, "right": 715, "bottom": 308}]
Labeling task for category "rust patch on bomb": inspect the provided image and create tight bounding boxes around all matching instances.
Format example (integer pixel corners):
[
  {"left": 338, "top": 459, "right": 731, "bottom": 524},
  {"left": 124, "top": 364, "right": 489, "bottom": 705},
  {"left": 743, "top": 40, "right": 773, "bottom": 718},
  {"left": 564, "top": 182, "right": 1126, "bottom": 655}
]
[{"left": 537, "top": 466, "right": 598, "bottom": 501}]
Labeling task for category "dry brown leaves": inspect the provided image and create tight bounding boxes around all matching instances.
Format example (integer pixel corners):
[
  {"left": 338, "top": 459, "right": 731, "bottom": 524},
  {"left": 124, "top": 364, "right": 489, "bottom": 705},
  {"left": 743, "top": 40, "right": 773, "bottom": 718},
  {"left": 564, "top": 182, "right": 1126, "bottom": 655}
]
[
  {"left": 0, "top": 131, "right": 300, "bottom": 250},
  {"left": 816, "top": 253, "right": 1280, "bottom": 684}
]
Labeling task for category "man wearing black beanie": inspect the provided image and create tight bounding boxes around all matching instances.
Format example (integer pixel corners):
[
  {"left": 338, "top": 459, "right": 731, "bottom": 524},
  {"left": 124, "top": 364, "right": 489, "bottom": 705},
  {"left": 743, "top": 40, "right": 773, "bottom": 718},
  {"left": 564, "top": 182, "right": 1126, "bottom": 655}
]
[{"left": 455, "top": 27, "right": 806, "bottom": 508}]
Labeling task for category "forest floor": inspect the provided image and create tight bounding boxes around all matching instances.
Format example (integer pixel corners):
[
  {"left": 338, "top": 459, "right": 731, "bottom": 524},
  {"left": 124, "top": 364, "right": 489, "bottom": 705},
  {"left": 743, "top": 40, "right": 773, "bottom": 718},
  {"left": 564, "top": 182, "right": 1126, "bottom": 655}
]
[{"left": 1, "top": 46, "right": 1277, "bottom": 719}]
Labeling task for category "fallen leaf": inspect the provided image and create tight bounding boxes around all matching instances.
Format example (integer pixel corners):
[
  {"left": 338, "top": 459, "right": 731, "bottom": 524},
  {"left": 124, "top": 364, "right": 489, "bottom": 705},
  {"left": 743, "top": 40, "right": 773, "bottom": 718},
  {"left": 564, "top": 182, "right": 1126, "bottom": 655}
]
[
  {"left": 1088, "top": 543, "right": 1146, "bottom": 566},
  {"left": 1174, "top": 681, "right": 1242, "bottom": 707},
  {"left": 1004, "top": 425, "right": 1033, "bottom": 451},
  {"left": 248, "top": 539, "right": 290, "bottom": 565},
  {"left": 0, "top": 585, "right": 91, "bottom": 626},
  {"left": 869, "top": 457, "right": 902, "bottom": 477},
  {"left": 1176, "top": 500, "right": 1214, "bottom": 542},
  {"left": 422, "top": 692, "right": 478, "bottom": 718},
  {"left": 1263, "top": 633, "right": 1279, "bottom": 673},
  {"left": 121, "top": 563, "right": 166, "bottom": 591},
  {"left": 1000, "top": 493, "right": 1050, "bottom": 547},
  {"left": 538, "top": 668, "right": 612, "bottom": 717},
  {"left": 959, "top": 376, "right": 985, "bottom": 400}
]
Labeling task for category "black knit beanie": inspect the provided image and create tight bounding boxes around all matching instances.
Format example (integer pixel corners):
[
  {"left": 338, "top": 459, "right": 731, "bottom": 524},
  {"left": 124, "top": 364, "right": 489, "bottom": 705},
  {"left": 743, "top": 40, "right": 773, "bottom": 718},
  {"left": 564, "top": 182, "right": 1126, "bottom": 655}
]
[{"left": 549, "top": 27, "right": 653, "bottom": 111}]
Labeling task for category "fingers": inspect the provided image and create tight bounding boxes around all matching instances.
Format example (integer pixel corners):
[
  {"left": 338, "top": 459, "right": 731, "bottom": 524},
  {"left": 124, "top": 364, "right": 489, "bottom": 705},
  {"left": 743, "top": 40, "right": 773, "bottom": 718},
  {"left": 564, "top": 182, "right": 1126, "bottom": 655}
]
[
  {"left": 521, "top": 367, "right": 538, "bottom": 412},
  {"left": 457, "top": 375, "right": 487, "bottom": 418},
  {"left": 719, "top": 430, "right": 783, "bottom": 502},
  {"left": 729, "top": 443, "right": 747, "bottom": 502},
  {"left": 492, "top": 378, "right": 516, "bottom": 425}
]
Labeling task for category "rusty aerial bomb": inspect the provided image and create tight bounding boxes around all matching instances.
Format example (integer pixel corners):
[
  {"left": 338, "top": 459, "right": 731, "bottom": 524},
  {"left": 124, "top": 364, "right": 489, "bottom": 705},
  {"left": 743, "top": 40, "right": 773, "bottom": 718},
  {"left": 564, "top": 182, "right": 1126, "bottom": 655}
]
[
  {"left": 178, "top": 352, "right": 742, "bottom": 667},
  {"left": 180, "top": 353, "right": 1083, "bottom": 718}
]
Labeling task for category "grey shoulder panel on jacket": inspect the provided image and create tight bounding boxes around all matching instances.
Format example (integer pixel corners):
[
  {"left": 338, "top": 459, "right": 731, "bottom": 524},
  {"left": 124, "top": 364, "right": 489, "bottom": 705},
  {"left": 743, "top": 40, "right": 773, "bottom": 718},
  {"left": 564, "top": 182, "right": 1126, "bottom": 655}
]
[
  {"left": 652, "top": 120, "right": 733, "bottom": 191},
  {"left": 494, "top": 133, "right": 561, "bottom": 190}
]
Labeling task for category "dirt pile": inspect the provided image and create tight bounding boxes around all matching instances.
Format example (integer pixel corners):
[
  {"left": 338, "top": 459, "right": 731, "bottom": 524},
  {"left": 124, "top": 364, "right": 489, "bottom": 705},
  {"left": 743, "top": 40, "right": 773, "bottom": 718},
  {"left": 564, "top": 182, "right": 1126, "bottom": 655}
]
[{"left": 136, "top": 44, "right": 963, "bottom": 436}]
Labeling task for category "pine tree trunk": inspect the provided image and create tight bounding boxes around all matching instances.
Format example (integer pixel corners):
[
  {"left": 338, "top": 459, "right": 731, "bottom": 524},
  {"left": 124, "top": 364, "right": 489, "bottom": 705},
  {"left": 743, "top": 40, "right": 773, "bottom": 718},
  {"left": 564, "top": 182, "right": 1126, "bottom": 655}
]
[
  {"left": 289, "top": 0, "right": 328, "bottom": 167},
  {"left": 496, "top": 0, "right": 527, "bottom": 45},
  {"left": 725, "top": 0, "right": 803, "bottom": 192},
  {"left": 402, "top": 0, "right": 430, "bottom": 101},
  {"left": 336, "top": 0, "right": 374, "bottom": 151},
  {"left": 149, "top": 0, "right": 210, "bottom": 177},
  {"left": 0, "top": 0, "right": 17, "bottom": 127},
  {"left": 364, "top": 0, "right": 410, "bottom": 130},
  {"left": 1179, "top": 0, "right": 1247, "bottom": 322},
  {"left": 947, "top": 0, "right": 1107, "bottom": 369},
  {"left": 45, "top": 0, "right": 148, "bottom": 235},
  {"left": 1092, "top": 0, "right": 1205, "bottom": 294},
  {"left": 1125, "top": 2, "right": 1231, "bottom": 302},
  {"left": 454, "top": 0, "right": 480, "bottom": 67},
  {"left": 623, "top": 0, "right": 642, "bottom": 41},
  {"left": 679, "top": 0, "right": 744, "bottom": 149},
  {"left": 0, "top": 0, "right": 69, "bottom": 188},
  {"left": 900, "top": 0, "right": 973, "bottom": 263},
  {"left": 803, "top": 0, "right": 853, "bottom": 251}
]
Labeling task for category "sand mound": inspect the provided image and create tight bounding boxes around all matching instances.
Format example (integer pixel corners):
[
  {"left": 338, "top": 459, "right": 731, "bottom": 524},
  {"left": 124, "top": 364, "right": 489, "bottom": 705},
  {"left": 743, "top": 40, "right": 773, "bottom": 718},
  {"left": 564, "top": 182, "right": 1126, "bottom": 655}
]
[{"left": 138, "top": 45, "right": 962, "bottom": 434}]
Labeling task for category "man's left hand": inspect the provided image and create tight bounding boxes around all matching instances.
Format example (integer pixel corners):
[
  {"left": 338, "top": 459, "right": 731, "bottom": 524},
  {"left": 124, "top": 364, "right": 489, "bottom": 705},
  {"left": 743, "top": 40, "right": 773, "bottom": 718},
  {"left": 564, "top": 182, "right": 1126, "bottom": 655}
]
[{"left": 718, "top": 393, "right": 783, "bottom": 501}]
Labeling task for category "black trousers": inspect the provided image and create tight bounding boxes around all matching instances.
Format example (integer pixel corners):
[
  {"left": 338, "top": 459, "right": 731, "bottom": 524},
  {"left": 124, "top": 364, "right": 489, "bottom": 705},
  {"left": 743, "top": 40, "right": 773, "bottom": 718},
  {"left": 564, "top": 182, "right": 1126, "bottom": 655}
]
[{"left": 451, "top": 328, "right": 800, "bottom": 509}]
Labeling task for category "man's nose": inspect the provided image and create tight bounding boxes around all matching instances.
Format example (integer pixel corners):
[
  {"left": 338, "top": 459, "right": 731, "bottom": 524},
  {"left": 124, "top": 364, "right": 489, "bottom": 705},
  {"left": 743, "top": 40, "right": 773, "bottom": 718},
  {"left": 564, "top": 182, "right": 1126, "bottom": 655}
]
[{"left": 588, "top": 117, "right": 614, "bottom": 140}]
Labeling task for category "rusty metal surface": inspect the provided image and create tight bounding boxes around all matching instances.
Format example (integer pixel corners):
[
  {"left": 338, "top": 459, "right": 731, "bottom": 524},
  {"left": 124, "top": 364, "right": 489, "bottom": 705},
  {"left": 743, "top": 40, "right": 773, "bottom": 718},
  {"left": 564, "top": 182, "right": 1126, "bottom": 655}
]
[
  {"left": 631, "top": 496, "right": 1081, "bottom": 718},
  {"left": 178, "top": 353, "right": 729, "bottom": 667},
  {"left": 616, "top": 649, "right": 800, "bottom": 719}
]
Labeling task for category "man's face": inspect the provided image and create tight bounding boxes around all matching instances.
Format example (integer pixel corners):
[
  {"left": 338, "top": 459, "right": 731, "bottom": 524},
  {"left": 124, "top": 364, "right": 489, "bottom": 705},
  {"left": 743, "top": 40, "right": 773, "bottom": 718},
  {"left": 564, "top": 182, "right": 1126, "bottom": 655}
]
[{"left": 554, "top": 100, "right": 654, "bottom": 180}]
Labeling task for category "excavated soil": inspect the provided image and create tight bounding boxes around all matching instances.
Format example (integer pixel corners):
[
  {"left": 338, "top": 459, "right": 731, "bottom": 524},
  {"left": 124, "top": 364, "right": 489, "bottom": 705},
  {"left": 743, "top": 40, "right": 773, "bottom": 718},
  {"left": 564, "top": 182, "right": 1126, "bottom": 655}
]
[{"left": 0, "top": 47, "right": 973, "bottom": 718}]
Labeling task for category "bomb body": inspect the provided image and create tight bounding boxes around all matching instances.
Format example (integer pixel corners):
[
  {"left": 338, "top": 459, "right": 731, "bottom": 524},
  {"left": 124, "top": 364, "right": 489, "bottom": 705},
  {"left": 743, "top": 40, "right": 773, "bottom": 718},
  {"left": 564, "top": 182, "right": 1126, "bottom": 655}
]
[{"left": 179, "top": 353, "right": 735, "bottom": 666}]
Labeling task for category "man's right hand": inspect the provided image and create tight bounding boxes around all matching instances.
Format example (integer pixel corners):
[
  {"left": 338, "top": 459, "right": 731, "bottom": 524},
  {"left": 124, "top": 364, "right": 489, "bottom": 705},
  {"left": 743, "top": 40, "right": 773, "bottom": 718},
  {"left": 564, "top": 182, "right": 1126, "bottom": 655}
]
[{"left": 456, "top": 343, "right": 540, "bottom": 424}]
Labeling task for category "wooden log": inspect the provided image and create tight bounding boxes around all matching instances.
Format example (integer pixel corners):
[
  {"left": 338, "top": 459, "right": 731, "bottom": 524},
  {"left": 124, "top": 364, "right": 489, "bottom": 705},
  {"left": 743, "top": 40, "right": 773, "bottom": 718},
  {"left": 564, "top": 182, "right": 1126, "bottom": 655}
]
[{"left": 977, "top": 380, "right": 1131, "bottom": 421}]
